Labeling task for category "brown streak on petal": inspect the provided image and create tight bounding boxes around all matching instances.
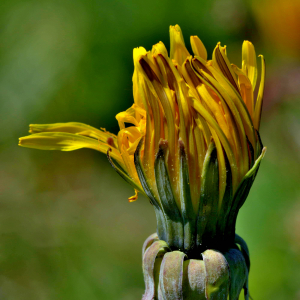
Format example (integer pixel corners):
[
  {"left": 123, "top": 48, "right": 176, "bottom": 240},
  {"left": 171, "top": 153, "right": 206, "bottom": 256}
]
[{"left": 140, "top": 58, "right": 158, "bottom": 82}]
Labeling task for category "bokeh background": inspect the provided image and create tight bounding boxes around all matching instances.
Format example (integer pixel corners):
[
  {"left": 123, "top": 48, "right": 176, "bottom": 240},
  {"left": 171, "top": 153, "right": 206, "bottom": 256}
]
[{"left": 1, "top": 0, "right": 300, "bottom": 299}]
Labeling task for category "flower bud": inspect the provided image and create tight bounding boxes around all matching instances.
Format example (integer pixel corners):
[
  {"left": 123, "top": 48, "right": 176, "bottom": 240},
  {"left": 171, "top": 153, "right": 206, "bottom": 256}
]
[{"left": 18, "top": 23, "right": 264, "bottom": 300}]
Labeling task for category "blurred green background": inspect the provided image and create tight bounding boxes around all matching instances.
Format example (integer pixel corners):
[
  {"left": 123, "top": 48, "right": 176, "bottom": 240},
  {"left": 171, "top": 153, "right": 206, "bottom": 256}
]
[{"left": 1, "top": 0, "right": 300, "bottom": 299}]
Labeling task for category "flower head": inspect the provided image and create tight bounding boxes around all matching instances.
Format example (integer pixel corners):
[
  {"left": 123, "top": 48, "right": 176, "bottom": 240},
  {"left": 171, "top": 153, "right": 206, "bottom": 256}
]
[{"left": 19, "top": 25, "right": 266, "bottom": 254}]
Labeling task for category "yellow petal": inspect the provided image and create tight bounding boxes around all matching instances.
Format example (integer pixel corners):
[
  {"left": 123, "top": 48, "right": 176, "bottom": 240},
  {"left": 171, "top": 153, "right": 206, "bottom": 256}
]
[
  {"left": 194, "top": 114, "right": 211, "bottom": 149},
  {"left": 209, "top": 128, "right": 227, "bottom": 206},
  {"left": 133, "top": 47, "right": 147, "bottom": 65},
  {"left": 191, "top": 99, "right": 238, "bottom": 191},
  {"left": 138, "top": 56, "right": 177, "bottom": 160},
  {"left": 133, "top": 69, "right": 145, "bottom": 109},
  {"left": 192, "top": 56, "right": 212, "bottom": 77},
  {"left": 187, "top": 124, "right": 201, "bottom": 212},
  {"left": 242, "top": 41, "right": 257, "bottom": 91},
  {"left": 206, "top": 65, "right": 257, "bottom": 159},
  {"left": 212, "top": 43, "right": 240, "bottom": 94},
  {"left": 143, "top": 78, "right": 163, "bottom": 157},
  {"left": 200, "top": 71, "right": 249, "bottom": 179},
  {"left": 152, "top": 41, "right": 169, "bottom": 58},
  {"left": 196, "top": 83, "right": 229, "bottom": 138},
  {"left": 29, "top": 122, "right": 117, "bottom": 145},
  {"left": 19, "top": 132, "right": 122, "bottom": 162},
  {"left": 182, "top": 56, "right": 202, "bottom": 93},
  {"left": 120, "top": 144, "right": 140, "bottom": 186},
  {"left": 142, "top": 113, "right": 157, "bottom": 189},
  {"left": 190, "top": 36, "right": 207, "bottom": 61},
  {"left": 254, "top": 55, "right": 265, "bottom": 131},
  {"left": 170, "top": 25, "right": 190, "bottom": 65},
  {"left": 193, "top": 121, "right": 206, "bottom": 174},
  {"left": 116, "top": 110, "right": 140, "bottom": 130},
  {"left": 232, "top": 64, "right": 254, "bottom": 118}
]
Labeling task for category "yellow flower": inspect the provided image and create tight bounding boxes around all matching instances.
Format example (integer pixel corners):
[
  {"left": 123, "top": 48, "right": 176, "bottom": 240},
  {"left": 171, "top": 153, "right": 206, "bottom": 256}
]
[{"left": 19, "top": 25, "right": 266, "bottom": 252}]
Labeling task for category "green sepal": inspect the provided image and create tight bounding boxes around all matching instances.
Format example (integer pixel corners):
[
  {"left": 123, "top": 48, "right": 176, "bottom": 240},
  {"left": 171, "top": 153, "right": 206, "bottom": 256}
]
[
  {"left": 216, "top": 154, "right": 233, "bottom": 247},
  {"left": 235, "top": 234, "right": 250, "bottom": 300},
  {"left": 235, "top": 234, "right": 250, "bottom": 272},
  {"left": 142, "top": 240, "right": 170, "bottom": 300},
  {"left": 159, "top": 251, "right": 186, "bottom": 300},
  {"left": 234, "top": 146, "right": 266, "bottom": 210},
  {"left": 196, "top": 140, "right": 219, "bottom": 249},
  {"left": 134, "top": 140, "right": 167, "bottom": 241},
  {"left": 179, "top": 140, "right": 197, "bottom": 254},
  {"left": 227, "top": 147, "right": 266, "bottom": 238},
  {"left": 243, "top": 278, "right": 250, "bottom": 300},
  {"left": 202, "top": 249, "right": 230, "bottom": 299},
  {"left": 224, "top": 248, "right": 248, "bottom": 300},
  {"left": 243, "top": 147, "right": 266, "bottom": 180},
  {"left": 246, "top": 137, "right": 255, "bottom": 169},
  {"left": 255, "top": 130, "right": 263, "bottom": 159},
  {"left": 107, "top": 149, "right": 145, "bottom": 194},
  {"left": 154, "top": 142, "right": 184, "bottom": 250},
  {"left": 182, "top": 259, "right": 206, "bottom": 300}
]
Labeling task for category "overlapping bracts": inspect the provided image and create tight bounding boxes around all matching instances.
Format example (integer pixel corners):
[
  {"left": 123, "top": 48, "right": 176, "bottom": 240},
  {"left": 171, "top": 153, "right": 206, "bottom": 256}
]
[{"left": 142, "top": 232, "right": 250, "bottom": 300}]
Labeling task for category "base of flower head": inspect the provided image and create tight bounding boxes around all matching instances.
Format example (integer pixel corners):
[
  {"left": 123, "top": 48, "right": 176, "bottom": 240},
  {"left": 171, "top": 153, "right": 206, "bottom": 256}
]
[
  {"left": 135, "top": 135, "right": 266, "bottom": 258},
  {"left": 142, "top": 233, "right": 250, "bottom": 300}
]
